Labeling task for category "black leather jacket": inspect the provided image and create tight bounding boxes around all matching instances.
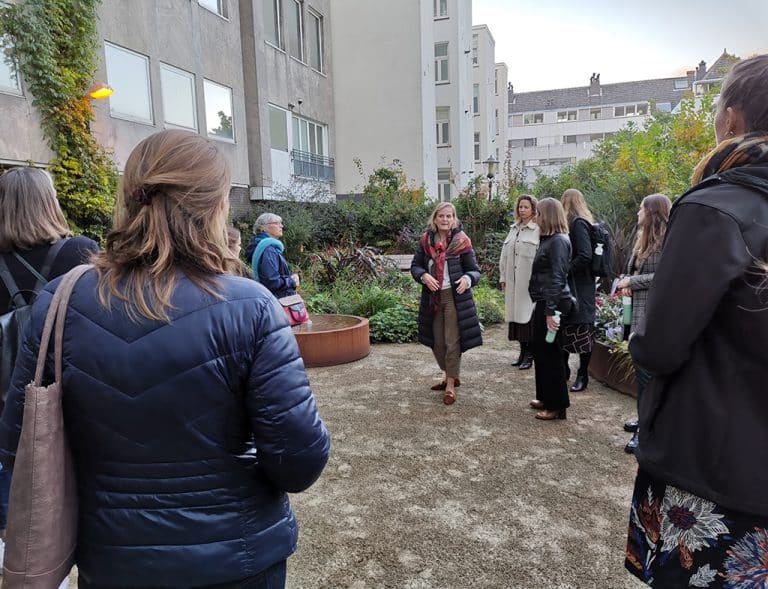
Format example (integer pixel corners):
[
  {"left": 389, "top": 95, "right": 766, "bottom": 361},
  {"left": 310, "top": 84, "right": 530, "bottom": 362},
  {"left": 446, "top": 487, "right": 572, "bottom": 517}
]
[
  {"left": 528, "top": 233, "right": 572, "bottom": 316},
  {"left": 630, "top": 164, "right": 768, "bottom": 517}
]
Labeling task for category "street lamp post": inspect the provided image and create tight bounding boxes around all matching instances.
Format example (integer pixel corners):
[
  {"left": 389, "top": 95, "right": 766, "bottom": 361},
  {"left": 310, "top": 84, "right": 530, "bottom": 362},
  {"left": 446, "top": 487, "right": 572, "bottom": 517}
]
[{"left": 483, "top": 155, "right": 498, "bottom": 201}]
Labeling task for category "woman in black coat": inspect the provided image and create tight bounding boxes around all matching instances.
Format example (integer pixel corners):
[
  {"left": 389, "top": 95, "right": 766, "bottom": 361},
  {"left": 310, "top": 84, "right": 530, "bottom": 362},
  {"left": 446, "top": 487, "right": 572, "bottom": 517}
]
[
  {"left": 411, "top": 202, "right": 481, "bottom": 405},
  {"left": 560, "top": 188, "right": 597, "bottom": 392},
  {"left": 527, "top": 198, "right": 573, "bottom": 420},
  {"left": 625, "top": 53, "right": 768, "bottom": 587}
]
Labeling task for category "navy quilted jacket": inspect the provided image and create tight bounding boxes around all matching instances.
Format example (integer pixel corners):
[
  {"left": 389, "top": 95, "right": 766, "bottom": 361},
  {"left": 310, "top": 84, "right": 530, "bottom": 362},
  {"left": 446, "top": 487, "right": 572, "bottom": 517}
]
[{"left": 0, "top": 270, "right": 330, "bottom": 587}]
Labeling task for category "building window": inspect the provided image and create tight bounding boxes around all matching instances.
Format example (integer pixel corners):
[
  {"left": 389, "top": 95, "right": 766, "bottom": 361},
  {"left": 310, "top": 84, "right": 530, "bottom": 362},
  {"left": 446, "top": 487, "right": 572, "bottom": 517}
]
[
  {"left": 436, "top": 106, "right": 450, "bottom": 146},
  {"left": 523, "top": 137, "right": 537, "bottom": 147},
  {"left": 524, "top": 113, "right": 543, "bottom": 125},
  {"left": 637, "top": 103, "right": 648, "bottom": 115},
  {"left": 0, "top": 38, "right": 22, "bottom": 95},
  {"left": 589, "top": 133, "right": 605, "bottom": 142},
  {"left": 563, "top": 135, "right": 577, "bottom": 144},
  {"left": 674, "top": 79, "right": 689, "bottom": 90},
  {"left": 472, "top": 84, "right": 479, "bottom": 114},
  {"left": 269, "top": 105, "right": 289, "bottom": 151},
  {"left": 471, "top": 34, "right": 478, "bottom": 66},
  {"left": 104, "top": 42, "right": 153, "bottom": 124},
  {"left": 203, "top": 79, "right": 234, "bottom": 141},
  {"left": 494, "top": 69, "right": 498, "bottom": 95},
  {"left": 263, "top": 0, "right": 282, "bottom": 48},
  {"left": 590, "top": 108, "right": 601, "bottom": 120},
  {"left": 474, "top": 132, "right": 480, "bottom": 161},
  {"left": 438, "top": 168, "right": 451, "bottom": 201},
  {"left": 286, "top": 0, "right": 303, "bottom": 61},
  {"left": 291, "top": 115, "right": 333, "bottom": 181},
  {"left": 307, "top": 9, "right": 323, "bottom": 72},
  {"left": 494, "top": 109, "right": 499, "bottom": 135},
  {"left": 557, "top": 110, "right": 577, "bottom": 122},
  {"left": 198, "top": 0, "right": 227, "bottom": 18},
  {"left": 434, "top": 42, "right": 449, "bottom": 83},
  {"left": 160, "top": 64, "right": 197, "bottom": 130},
  {"left": 433, "top": 0, "right": 447, "bottom": 18}
]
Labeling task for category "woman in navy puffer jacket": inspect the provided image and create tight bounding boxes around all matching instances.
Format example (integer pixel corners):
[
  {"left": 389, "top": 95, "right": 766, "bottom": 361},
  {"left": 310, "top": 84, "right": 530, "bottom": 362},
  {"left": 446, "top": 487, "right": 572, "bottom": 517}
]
[{"left": 0, "top": 130, "right": 330, "bottom": 588}]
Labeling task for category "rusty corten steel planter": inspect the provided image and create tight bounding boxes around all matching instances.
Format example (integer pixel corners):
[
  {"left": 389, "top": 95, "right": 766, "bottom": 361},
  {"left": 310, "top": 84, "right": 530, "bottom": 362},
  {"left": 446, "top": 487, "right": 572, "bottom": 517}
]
[{"left": 293, "top": 315, "right": 370, "bottom": 368}]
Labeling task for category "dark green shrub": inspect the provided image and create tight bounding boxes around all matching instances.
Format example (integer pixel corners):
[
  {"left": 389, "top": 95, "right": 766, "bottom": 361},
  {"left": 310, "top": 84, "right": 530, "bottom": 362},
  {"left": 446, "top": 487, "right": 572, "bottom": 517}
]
[
  {"left": 473, "top": 282, "right": 505, "bottom": 326},
  {"left": 369, "top": 306, "right": 419, "bottom": 343}
]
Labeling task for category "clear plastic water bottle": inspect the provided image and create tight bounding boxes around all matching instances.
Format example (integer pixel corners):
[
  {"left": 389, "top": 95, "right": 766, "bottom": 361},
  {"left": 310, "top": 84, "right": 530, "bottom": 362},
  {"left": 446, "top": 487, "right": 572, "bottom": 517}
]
[
  {"left": 622, "top": 296, "right": 632, "bottom": 325},
  {"left": 545, "top": 310, "right": 561, "bottom": 344}
]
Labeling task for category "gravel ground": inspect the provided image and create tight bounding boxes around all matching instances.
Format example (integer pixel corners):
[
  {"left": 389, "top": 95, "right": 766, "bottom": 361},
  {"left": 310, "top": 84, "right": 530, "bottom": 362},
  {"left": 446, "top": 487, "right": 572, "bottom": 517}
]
[{"left": 287, "top": 324, "right": 647, "bottom": 589}]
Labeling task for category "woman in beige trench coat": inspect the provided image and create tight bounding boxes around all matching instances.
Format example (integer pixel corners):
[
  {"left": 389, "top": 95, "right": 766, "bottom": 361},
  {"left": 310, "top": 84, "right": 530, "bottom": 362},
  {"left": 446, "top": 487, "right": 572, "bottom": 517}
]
[{"left": 499, "top": 195, "right": 540, "bottom": 369}]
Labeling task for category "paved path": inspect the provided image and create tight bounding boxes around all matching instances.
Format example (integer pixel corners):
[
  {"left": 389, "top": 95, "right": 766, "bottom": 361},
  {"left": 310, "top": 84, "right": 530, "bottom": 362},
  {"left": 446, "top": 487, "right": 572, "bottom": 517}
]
[{"left": 288, "top": 324, "right": 646, "bottom": 589}]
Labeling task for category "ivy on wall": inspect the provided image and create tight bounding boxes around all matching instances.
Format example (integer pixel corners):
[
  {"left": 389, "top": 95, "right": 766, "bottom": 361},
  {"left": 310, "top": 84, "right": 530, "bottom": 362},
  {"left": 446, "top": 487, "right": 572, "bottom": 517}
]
[{"left": 0, "top": 0, "right": 117, "bottom": 238}]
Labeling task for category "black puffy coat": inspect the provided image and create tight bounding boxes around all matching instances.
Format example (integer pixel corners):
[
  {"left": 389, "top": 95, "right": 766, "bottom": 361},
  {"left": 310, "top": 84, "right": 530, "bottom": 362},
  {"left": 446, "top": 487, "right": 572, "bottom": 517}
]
[
  {"left": 630, "top": 164, "right": 768, "bottom": 517},
  {"left": 411, "top": 229, "right": 482, "bottom": 353},
  {"left": 563, "top": 217, "right": 596, "bottom": 325},
  {"left": 528, "top": 233, "right": 573, "bottom": 316},
  {"left": 0, "top": 271, "right": 330, "bottom": 586}
]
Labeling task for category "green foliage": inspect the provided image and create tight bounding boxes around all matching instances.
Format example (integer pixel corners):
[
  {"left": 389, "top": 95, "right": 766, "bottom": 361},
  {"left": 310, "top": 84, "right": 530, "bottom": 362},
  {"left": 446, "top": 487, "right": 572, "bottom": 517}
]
[
  {"left": 369, "top": 305, "right": 419, "bottom": 343},
  {"left": 472, "top": 280, "right": 505, "bottom": 326},
  {"left": 0, "top": 0, "right": 118, "bottom": 239},
  {"left": 531, "top": 92, "right": 718, "bottom": 274}
]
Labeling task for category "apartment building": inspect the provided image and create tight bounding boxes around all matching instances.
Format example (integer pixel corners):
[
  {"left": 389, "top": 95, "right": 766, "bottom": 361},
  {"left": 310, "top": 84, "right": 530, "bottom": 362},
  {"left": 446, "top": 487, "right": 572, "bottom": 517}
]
[
  {"left": 469, "top": 25, "right": 508, "bottom": 196},
  {"left": 333, "top": 0, "right": 479, "bottom": 201},
  {"left": 0, "top": 0, "right": 334, "bottom": 214},
  {"left": 507, "top": 68, "right": 701, "bottom": 183}
]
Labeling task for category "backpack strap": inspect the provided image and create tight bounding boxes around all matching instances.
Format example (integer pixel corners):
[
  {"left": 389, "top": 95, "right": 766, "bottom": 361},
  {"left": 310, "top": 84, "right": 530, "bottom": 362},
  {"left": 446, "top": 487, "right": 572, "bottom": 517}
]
[{"left": 0, "top": 256, "right": 26, "bottom": 310}]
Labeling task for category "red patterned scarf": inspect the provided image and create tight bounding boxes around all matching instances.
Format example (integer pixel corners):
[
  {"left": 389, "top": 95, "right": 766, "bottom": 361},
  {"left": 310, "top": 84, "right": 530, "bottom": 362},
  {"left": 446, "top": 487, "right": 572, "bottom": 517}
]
[
  {"left": 420, "top": 230, "right": 473, "bottom": 311},
  {"left": 691, "top": 132, "right": 768, "bottom": 185}
]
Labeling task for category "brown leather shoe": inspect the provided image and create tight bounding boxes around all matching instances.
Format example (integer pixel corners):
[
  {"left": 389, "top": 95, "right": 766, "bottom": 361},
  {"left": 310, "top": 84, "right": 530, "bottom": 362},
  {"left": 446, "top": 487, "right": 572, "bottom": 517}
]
[
  {"left": 529, "top": 400, "right": 545, "bottom": 410},
  {"left": 430, "top": 378, "right": 461, "bottom": 390},
  {"left": 443, "top": 390, "right": 456, "bottom": 405},
  {"left": 535, "top": 409, "right": 566, "bottom": 420}
]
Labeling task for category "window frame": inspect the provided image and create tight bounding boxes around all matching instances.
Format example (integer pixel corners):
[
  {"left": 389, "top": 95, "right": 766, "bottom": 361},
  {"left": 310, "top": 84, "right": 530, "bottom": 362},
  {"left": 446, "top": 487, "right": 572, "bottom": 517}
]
[
  {"left": 104, "top": 41, "right": 154, "bottom": 125},
  {"left": 556, "top": 110, "right": 577, "bottom": 122},
  {"left": 433, "top": 0, "right": 448, "bottom": 18},
  {"left": 524, "top": 112, "right": 544, "bottom": 125},
  {"left": 264, "top": 0, "right": 283, "bottom": 50},
  {"left": 437, "top": 168, "right": 452, "bottom": 201},
  {"left": 589, "top": 108, "right": 601, "bottom": 120},
  {"left": 159, "top": 63, "right": 198, "bottom": 131},
  {"left": 307, "top": 8, "right": 324, "bottom": 73},
  {"left": 203, "top": 78, "right": 235, "bottom": 142},
  {"left": 198, "top": 0, "right": 228, "bottom": 19},
  {"left": 436, "top": 106, "right": 450, "bottom": 146},
  {"left": 474, "top": 132, "right": 481, "bottom": 162},
  {"left": 472, "top": 83, "right": 479, "bottom": 115},
  {"left": 471, "top": 34, "right": 478, "bottom": 66},
  {"left": 0, "top": 36, "right": 22, "bottom": 96},
  {"left": 434, "top": 42, "right": 449, "bottom": 84},
  {"left": 523, "top": 137, "right": 537, "bottom": 148},
  {"left": 286, "top": 0, "right": 304, "bottom": 63}
]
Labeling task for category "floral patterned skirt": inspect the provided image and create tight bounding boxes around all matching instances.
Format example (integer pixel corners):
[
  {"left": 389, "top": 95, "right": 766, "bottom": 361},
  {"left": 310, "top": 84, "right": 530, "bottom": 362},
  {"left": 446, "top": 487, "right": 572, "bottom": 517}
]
[{"left": 626, "top": 468, "right": 768, "bottom": 588}]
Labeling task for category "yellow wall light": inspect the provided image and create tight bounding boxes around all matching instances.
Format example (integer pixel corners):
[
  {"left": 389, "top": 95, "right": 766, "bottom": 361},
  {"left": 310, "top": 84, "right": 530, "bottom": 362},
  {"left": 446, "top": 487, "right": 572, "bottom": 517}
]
[{"left": 86, "top": 82, "right": 114, "bottom": 100}]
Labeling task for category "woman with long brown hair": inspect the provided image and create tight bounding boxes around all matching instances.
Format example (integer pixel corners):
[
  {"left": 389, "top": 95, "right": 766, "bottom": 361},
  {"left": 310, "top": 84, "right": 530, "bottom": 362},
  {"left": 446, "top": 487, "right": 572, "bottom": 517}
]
[
  {"left": 411, "top": 202, "right": 482, "bottom": 405},
  {"left": 560, "top": 188, "right": 597, "bottom": 392},
  {"left": 0, "top": 130, "right": 329, "bottom": 588},
  {"left": 625, "top": 54, "right": 768, "bottom": 586},
  {"left": 615, "top": 193, "right": 671, "bottom": 453}
]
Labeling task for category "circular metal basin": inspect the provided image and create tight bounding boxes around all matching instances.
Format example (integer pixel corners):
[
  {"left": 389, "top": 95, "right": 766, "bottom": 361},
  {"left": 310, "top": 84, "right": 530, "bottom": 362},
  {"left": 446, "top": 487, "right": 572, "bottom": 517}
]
[{"left": 293, "top": 315, "right": 370, "bottom": 367}]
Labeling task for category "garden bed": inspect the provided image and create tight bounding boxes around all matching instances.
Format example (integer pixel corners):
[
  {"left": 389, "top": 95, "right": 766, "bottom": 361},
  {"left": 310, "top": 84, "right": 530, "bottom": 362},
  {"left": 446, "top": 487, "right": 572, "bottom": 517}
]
[{"left": 589, "top": 340, "right": 636, "bottom": 397}]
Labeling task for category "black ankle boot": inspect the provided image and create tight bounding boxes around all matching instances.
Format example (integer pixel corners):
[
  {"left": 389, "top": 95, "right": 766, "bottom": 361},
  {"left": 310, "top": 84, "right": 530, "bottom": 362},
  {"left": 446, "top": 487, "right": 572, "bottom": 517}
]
[
  {"left": 624, "top": 430, "right": 639, "bottom": 454},
  {"left": 512, "top": 343, "right": 529, "bottom": 367},
  {"left": 570, "top": 371, "right": 589, "bottom": 392},
  {"left": 511, "top": 350, "right": 524, "bottom": 367},
  {"left": 518, "top": 353, "right": 533, "bottom": 370}
]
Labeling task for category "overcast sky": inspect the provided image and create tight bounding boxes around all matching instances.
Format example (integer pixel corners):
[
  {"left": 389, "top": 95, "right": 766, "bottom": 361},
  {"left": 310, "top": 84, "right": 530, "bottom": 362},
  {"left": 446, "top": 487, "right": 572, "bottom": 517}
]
[{"left": 472, "top": 0, "right": 768, "bottom": 92}]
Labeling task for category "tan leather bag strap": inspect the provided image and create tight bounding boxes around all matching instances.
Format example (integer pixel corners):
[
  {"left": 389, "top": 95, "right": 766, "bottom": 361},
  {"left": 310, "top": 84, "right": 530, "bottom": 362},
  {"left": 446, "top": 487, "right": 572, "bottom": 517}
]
[{"left": 33, "top": 265, "right": 92, "bottom": 386}]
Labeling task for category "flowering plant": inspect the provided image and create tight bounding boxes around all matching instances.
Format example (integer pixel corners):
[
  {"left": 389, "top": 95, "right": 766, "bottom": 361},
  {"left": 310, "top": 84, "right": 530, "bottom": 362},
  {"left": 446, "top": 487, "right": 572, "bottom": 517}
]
[{"left": 595, "top": 292, "right": 624, "bottom": 343}]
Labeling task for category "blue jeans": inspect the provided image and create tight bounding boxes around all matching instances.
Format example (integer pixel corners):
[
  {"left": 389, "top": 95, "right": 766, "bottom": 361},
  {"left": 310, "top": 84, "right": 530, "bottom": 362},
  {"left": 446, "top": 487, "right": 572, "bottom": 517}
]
[
  {"left": 78, "top": 560, "right": 287, "bottom": 589},
  {"left": 0, "top": 468, "right": 11, "bottom": 529}
]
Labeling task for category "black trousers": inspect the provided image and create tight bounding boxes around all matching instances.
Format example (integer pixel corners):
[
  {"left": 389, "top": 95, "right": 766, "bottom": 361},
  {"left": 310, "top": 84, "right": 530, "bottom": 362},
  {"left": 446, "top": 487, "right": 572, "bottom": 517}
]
[{"left": 531, "top": 301, "right": 570, "bottom": 411}]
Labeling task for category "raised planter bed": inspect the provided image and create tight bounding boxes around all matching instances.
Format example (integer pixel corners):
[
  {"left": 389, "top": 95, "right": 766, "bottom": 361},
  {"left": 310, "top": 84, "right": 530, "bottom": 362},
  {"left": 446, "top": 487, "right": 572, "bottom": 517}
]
[{"left": 589, "top": 340, "right": 636, "bottom": 397}]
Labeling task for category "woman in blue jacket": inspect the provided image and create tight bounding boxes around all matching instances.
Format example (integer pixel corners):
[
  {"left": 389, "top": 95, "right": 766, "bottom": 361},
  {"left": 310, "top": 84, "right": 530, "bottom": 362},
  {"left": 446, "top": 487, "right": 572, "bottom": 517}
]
[{"left": 0, "top": 130, "right": 330, "bottom": 588}]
